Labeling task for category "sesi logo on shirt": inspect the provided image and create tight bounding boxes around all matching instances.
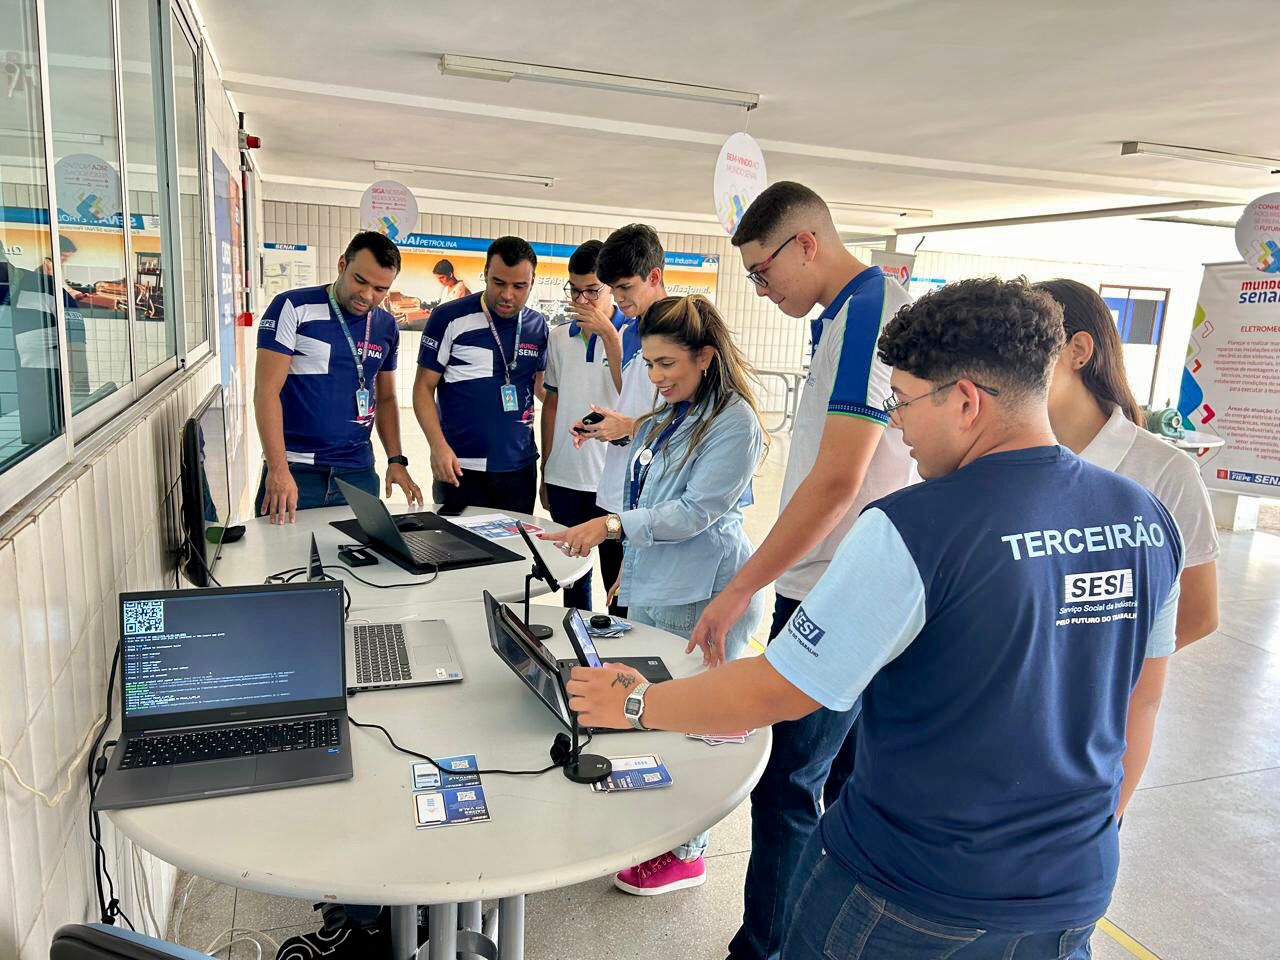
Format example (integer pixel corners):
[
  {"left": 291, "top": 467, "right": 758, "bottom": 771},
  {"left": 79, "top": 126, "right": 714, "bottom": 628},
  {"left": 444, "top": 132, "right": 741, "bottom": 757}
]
[
  {"left": 1063, "top": 568, "right": 1134, "bottom": 602},
  {"left": 789, "top": 608, "right": 826, "bottom": 651}
]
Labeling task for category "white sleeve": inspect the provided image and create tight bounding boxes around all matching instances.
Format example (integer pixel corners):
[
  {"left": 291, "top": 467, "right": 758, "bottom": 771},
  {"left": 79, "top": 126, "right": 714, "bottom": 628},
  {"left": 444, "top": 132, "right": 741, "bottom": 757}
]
[
  {"left": 765, "top": 508, "right": 926, "bottom": 711},
  {"left": 1146, "top": 578, "right": 1180, "bottom": 659},
  {"left": 1153, "top": 452, "right": 1220, "bottom": 567}
]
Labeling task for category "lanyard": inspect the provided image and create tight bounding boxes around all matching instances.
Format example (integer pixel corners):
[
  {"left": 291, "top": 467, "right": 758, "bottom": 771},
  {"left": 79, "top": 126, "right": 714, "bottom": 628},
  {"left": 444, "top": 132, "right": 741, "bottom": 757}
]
[
  {"left": 628, "top": 402, "right": 691, "bottom": 511},
  {"left": 479, "top": 294, "right": 522, "bottom": 386},
  {"left": 328, "top": 284, "right": 371, "bottom": 392}
]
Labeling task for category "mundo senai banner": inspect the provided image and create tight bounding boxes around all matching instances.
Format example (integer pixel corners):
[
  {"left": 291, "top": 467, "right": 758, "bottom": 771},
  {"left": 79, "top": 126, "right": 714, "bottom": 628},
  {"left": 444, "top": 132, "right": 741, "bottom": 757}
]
[
  {"left": 377, "top": 233, "right": 719, "bottom": 331},
  {"left": 1178, "top": 262, "right": 1280, "bottom": 495}
]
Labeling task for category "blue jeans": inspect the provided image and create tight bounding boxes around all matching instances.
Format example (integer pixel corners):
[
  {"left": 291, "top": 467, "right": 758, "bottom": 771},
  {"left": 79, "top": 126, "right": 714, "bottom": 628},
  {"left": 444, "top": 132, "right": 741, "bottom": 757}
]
[
  {"left": 254, "top": 462, "right": 379, "bottom": 515},
  {"left": 782, "top": 833, "right": 1095, "bottom": 960},
  {"left": 545, "top": 483, "right": 607, "bottom": 610},
  {"left": 728, "top": 593, "right": 861, "bottom": 960},
  {"left": 629, "top": 588, "right": 764, "bottom": 861}
]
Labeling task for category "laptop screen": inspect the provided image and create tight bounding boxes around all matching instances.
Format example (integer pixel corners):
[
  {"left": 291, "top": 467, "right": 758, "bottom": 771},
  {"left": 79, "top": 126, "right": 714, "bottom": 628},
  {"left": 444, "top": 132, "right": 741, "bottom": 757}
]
[
  {"left": 119, "top": 581, "right": 346, "bottom": 729},
  {"left": 482, "top": 591, "right": 571, "bottom": 731}
]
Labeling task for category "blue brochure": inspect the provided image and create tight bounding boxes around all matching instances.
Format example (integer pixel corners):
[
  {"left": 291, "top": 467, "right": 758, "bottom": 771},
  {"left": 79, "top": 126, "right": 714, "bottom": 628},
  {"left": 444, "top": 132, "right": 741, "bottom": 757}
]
[
  {"left": 412, "top": 755, "right": 481, "bottom": 790},
  {"left": 592, "top": 754, "right": 673, "bottom": 793},
  {"left": 414, "top": 785, "right": 491, "bottom": 829}
]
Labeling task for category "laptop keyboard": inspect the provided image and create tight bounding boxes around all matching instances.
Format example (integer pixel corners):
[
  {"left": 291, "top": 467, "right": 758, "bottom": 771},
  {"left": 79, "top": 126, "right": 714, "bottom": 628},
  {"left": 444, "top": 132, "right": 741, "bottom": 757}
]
[
  {"left": 119, "top": 717, "right": 341, "bottom": 769},
  {"left": 402, "top": 531, "right": 457, "bottom": 565},
  {"left": 353, "top": 622, "right": 412, "bottom": 684}
]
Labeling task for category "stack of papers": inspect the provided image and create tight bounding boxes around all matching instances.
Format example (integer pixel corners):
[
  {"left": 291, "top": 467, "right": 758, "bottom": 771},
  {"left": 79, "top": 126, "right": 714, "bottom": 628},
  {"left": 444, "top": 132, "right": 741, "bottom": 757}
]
[
  {"left": 452, "top": 514, "right": 542, "bottom": 540},
  {"left": 587, "top": 617, "right": 633, "bottom": 639},
  {"left": 686, "top": 730, "right": 756, "bottom": 747},
  {"left": 410, "top": 755, "right": 492, "bottom": 829},
  {"left": 592, "top": 755, "right": 673, "bottom": 793}
]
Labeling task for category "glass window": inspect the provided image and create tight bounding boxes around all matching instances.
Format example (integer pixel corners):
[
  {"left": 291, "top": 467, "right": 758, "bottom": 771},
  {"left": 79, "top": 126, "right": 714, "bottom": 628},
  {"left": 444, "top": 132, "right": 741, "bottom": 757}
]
[
  {"left": 1100, "top": 285, "right": 1171, "bottom": 346},
  {"left": 171, "top": 16, "right": 206, "bottom": 353},
  {"left": 0, "top": 0, "right": 65, "bottom": 471},
  {"left": 45, "top": 0, "right": 131, "bottom": 414},
  {"left": 120, "top": 0, "right": 176, "bottom": 373}
]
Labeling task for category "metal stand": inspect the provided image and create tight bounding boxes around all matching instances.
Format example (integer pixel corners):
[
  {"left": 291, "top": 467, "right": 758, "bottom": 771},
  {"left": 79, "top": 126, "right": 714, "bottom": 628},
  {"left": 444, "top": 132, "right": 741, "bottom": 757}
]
[
  {"left": 391, "top": 904, "right": 419, "bottom": 960},
  {"left": 406, "top": 896, "right": 524, "bottom": 960},
  {"left": 522, "top": 570, "right": 554, "bottom": 640}
]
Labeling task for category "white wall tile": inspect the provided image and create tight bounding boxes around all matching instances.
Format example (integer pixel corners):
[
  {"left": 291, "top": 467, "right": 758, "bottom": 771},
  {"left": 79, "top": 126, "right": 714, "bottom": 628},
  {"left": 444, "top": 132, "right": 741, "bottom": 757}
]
[
  {"left": 18, "top": 903, "right": 47, "bottom": 960},
  {"left": 14, "top": 524, "right": 50, "bottom": 723},
  {"left": 38, "top": 507, "right": 71, "bottom": 679},
  {"left": 27, "top": 700, "right": 62, "bottom": 878},
  {"left": 0, "top": 766, "right": 16, "bottom": 957},
  {"left": 3, "top": 735, "right": 43, "bottom": 944},
  {"left": 58, "top": 495, "right": 88, "bottom": 648},
  {"left": 42, "top": 848, "right": 70, "bottom": 944},
  {"left": 0, "top": 545, "right": 28, "bottom": 755}
]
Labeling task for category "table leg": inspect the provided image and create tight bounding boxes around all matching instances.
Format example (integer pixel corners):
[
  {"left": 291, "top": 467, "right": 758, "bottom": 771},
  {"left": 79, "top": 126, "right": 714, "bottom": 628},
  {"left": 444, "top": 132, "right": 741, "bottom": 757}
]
[
  {"left": 390, "top": 904, "right": 420, "bottom": 960},
  {"left": 497, "top": 895, "right": 525, "bottom": 960},
  {"left": 459, "top": 900, "right": 482, "bottom": 932},
  {"left": 427, "top": 903, "right": 458, "bottom": 960}
]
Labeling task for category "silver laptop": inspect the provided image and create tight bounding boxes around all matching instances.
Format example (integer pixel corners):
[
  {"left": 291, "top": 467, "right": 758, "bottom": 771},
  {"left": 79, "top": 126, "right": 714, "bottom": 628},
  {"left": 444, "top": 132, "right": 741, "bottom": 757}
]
[
  {"left": 93, "top": 581, "right": 353, "bottom": 811},
  {"left": 305, "top": 535, "right": 464, "bottom": 693}
]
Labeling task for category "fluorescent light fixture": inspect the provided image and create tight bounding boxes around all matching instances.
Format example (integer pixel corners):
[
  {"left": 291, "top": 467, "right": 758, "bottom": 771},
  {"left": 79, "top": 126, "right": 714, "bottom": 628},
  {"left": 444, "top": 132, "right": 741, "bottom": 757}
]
[
  {"left": 374, "top": 159, "right": 554, "bottom": 189},
  {"left": 0, "top": 127, "right": 105, "bottom": 145},
  {"left": 439, "top": 54, "right": 760, "bottom": 111},
  {"left": 828, "top": 200, "right": 933, "bottom": 219},
  {"left": 1121, "top": 141, "right": 1280, "bottom": 174}
]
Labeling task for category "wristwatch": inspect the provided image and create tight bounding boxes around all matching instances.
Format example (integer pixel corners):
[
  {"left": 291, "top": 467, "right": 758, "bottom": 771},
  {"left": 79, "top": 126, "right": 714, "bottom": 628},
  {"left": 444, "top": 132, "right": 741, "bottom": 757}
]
[
  {"left": 623, "top": 681, "right": 652, "bottom": 731},
  {"left": 604, "top": 513, "right": 623, "bottom": 540},
  {"left": 387, "top": 455, "right": 409, "bottom": 467}
]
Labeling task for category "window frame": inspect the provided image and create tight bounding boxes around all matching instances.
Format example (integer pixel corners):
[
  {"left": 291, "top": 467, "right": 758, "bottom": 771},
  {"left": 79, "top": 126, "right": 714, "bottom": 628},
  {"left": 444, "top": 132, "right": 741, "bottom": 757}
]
[{"left": 0, "top": 0, "right": 216, "bottom": 520}]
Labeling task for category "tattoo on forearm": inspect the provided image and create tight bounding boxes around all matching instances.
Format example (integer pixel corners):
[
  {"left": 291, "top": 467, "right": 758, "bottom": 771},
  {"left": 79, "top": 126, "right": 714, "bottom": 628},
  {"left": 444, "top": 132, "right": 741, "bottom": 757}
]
[{"left": 611, "top": 673, "right": 636, "bottom": 690}]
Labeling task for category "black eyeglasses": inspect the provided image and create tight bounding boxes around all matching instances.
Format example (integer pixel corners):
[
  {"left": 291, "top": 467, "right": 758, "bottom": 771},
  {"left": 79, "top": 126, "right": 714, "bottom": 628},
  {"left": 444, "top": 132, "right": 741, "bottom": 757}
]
[
  {"left": 564, "top": 282, "right": 605, "bottom": 302},
  {"left": 746, "top": 235, "right": 798, "bottom": 289},
  {"left": 882, "top": 379, "right": 1001, "bottom": 420}
]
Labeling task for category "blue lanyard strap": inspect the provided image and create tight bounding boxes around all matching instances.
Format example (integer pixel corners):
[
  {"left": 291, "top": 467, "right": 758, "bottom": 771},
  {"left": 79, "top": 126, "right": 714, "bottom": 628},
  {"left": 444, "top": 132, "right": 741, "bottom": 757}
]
[
  {"left": 328, "top": 285, "right": 371, "bottom": 391},
  {"left": 627, "top": 402, "right": 691, "bottom": 511},
  {"left": 480, "top": 294, "right": 521, "bottom": 385}
]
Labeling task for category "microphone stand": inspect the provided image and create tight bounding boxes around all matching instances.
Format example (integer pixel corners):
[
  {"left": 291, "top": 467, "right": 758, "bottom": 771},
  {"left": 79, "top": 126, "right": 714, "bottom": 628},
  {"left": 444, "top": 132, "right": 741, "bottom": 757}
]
[
  {"left": 523, "top": 567, "right": 555, "bottom": 640},
  {"left": 563, "top": 709, "right": 612, "bottom": 784}
]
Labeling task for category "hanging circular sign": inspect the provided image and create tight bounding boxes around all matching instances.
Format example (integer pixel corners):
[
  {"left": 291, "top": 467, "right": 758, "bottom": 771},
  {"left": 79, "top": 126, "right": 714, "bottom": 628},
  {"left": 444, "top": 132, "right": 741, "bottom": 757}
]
[
  {"left": 713, "top": 132, "right": 768, "bottom": 235},
  {"left": 54, "top": 153, "right": 122, "bottom": 222},
  {"left": 1235, "top": 192, "right": 1280, "bottom": 273},
  {"left": 359, "top": 180, "right": 418, "bottom": 243}
]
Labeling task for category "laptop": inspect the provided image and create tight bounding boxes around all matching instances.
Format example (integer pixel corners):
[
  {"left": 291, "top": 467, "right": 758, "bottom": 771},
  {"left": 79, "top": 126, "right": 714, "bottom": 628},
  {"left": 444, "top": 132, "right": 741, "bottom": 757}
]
[
  {"left": 483, "top": 591, "right": 669, "bottom": 736},
  {"left": 331, "top": 478, "right": 521, "bottom": 575},
  {"left": 93, "top": 581, "right": 353, "bottom": 811},
  {"left": 304, "top": 534, "right": 464, "bottom": 694}
]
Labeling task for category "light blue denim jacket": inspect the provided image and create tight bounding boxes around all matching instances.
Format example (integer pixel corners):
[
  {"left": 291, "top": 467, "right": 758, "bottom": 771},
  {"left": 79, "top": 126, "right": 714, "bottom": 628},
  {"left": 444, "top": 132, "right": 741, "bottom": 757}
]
[{"left": 617, "top": 396, "right": 762, "bottom": 607}]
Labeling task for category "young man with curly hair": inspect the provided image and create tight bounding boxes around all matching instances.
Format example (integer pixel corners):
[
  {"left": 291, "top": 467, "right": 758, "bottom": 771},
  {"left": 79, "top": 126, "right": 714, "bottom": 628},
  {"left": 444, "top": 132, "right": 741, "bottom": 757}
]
[{"left": 567, "top": 277, "right": 1183, "bottom": 960}]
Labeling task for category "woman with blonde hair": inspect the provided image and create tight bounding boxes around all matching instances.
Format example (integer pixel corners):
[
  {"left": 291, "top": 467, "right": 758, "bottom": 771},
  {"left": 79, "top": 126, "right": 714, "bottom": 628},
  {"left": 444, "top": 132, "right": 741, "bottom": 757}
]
[{"left": 544, "top": 293, "right": 767, "bottom": 895}]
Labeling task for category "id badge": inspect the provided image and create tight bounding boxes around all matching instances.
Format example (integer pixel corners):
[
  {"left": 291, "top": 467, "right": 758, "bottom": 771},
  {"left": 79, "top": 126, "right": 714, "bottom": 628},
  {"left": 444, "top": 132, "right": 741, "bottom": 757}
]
[
  {"left": 355, "top": 388, "right": 371, "bottom": 418},
  {"left": 500, "top": 383, "right": 519, "bottom": 412}
]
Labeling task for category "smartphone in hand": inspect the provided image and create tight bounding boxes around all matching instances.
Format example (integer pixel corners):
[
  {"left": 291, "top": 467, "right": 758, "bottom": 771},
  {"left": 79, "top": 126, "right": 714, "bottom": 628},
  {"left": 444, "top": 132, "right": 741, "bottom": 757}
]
[{"left": 574, "top": 410, "right": 605, "bottom": 434}]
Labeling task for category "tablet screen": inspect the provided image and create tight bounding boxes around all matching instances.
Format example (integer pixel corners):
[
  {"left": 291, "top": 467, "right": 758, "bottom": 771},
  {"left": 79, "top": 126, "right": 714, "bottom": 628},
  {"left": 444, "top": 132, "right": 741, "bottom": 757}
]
[{"left": 564, "top": 609, "right": 603, "bottom": 668}]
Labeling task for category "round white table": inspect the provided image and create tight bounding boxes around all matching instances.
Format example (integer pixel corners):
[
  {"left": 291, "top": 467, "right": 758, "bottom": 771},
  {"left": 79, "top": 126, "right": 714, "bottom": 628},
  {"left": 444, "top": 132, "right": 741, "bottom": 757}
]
[
  {"left": 108, "top": 600, "right": 771, "bottom": 959},
  {"left": 214, "top": 505, "right": 592, "bottom": 610}
]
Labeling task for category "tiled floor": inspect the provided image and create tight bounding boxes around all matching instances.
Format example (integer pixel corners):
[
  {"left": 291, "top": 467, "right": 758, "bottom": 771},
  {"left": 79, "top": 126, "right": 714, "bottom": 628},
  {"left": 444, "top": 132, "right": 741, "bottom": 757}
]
[{"left": 166, "top": 426, "right": 1279, "bottom": 959}]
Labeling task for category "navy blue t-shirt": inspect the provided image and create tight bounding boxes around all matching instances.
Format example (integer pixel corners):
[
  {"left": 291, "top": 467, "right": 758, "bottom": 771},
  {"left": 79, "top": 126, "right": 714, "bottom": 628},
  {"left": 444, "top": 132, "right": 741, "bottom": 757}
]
[
  {"left": 257, "top": 284, "right": 399, "bottom": 470},
  {"left": 767, "top": 446, "right": 1183, "bottom": 930},
  {"left": 417, "top": 292, "right": 547, "bottom": 472}
]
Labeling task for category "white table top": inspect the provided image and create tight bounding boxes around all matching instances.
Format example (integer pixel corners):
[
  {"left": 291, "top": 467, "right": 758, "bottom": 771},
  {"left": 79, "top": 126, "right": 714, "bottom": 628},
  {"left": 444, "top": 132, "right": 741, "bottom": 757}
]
[
  {"left": 108, "top": 601, "right": 771, "bottom": 905},
  {"left": 214, "top": 504, "right": 592, "bottom": 610},
  {"left": 1168, "top": 430, "right": 1226, "bottom": 450}
]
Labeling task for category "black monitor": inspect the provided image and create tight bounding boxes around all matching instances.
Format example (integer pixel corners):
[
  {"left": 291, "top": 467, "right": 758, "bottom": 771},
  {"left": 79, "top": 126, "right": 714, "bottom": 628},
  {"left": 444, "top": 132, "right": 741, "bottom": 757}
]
[
  {"left": 179, "top": 385, "right": 231, "bottom": 587},
  {"left": 118, "top": 580, "right": 346, "bottom": 731}
]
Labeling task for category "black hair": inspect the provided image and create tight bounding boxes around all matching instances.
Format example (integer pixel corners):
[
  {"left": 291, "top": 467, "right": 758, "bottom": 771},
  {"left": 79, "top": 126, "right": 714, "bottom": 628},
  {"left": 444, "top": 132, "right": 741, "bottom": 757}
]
[
  {"left": 568, "top": 239, "right": 605, "bottom": 277},
  {"left": 342, "top": 231, "right": 401, "bottom": 273},
  {"left": 1036, "top": 278, "right": 1144, "bottom": 425},
  {"left": 731, "top": 181, "right": 828, "bottom": 248},
  {"left": 431, "top": 258, "right": 456, "bottom": 278},
  {"left": 596, "top": 224, "right": 663, "bottom": 286},
  {"left": 485, "top": 235, "right": 537, "bottom": 273},
  {"left": 877, "top": 277, "right": 1065, "bottom": 399},
  {"left": 59, "top": 234, "right": 78, "bottom": 254}
]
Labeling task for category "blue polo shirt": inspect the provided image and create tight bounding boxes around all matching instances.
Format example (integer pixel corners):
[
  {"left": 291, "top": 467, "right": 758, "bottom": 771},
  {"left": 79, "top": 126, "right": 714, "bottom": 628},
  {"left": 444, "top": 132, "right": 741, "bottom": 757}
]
[
  {"left": 257, "top": 284, "right": 399, "bottom": 470},
  {"left": 767, "top": 446, "right": 1183, "bottom": 930},
  {"left": 418, "top": 292, "right": 548, "bottom": 472}
]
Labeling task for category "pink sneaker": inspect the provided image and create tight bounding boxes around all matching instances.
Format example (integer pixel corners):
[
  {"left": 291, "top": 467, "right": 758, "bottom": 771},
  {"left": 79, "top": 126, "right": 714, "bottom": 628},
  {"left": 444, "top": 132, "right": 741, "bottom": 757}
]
[{"left": 613, "top": 852, "right": 706, "bottom": 896}]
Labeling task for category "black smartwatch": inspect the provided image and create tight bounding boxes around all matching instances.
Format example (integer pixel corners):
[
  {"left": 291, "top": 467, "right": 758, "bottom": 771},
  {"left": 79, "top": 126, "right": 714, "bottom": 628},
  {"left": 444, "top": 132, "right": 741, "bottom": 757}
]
[{"left": 387, "top": 455, "right": 409, "bottom": 467}]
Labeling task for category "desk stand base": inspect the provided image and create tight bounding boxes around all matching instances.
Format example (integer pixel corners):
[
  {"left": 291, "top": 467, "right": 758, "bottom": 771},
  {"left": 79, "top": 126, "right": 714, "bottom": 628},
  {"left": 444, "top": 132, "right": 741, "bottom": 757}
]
[{"left": 398, "top": 896, "right": 525, "bottom": 960}]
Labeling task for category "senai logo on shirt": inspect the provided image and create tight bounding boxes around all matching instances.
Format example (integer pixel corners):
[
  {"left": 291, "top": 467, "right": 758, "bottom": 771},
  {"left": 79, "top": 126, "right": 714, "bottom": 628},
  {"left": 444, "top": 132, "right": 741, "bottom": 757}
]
[{"left": 789, "top": 608, "right": 825, "bottom": 648}]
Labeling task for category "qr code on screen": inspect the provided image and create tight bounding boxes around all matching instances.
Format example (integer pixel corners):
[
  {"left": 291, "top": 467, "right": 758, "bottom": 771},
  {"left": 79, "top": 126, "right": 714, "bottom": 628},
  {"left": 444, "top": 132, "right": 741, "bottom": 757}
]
[{"left": 123, "top": 600, "right": 165, "bottom": 635}]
